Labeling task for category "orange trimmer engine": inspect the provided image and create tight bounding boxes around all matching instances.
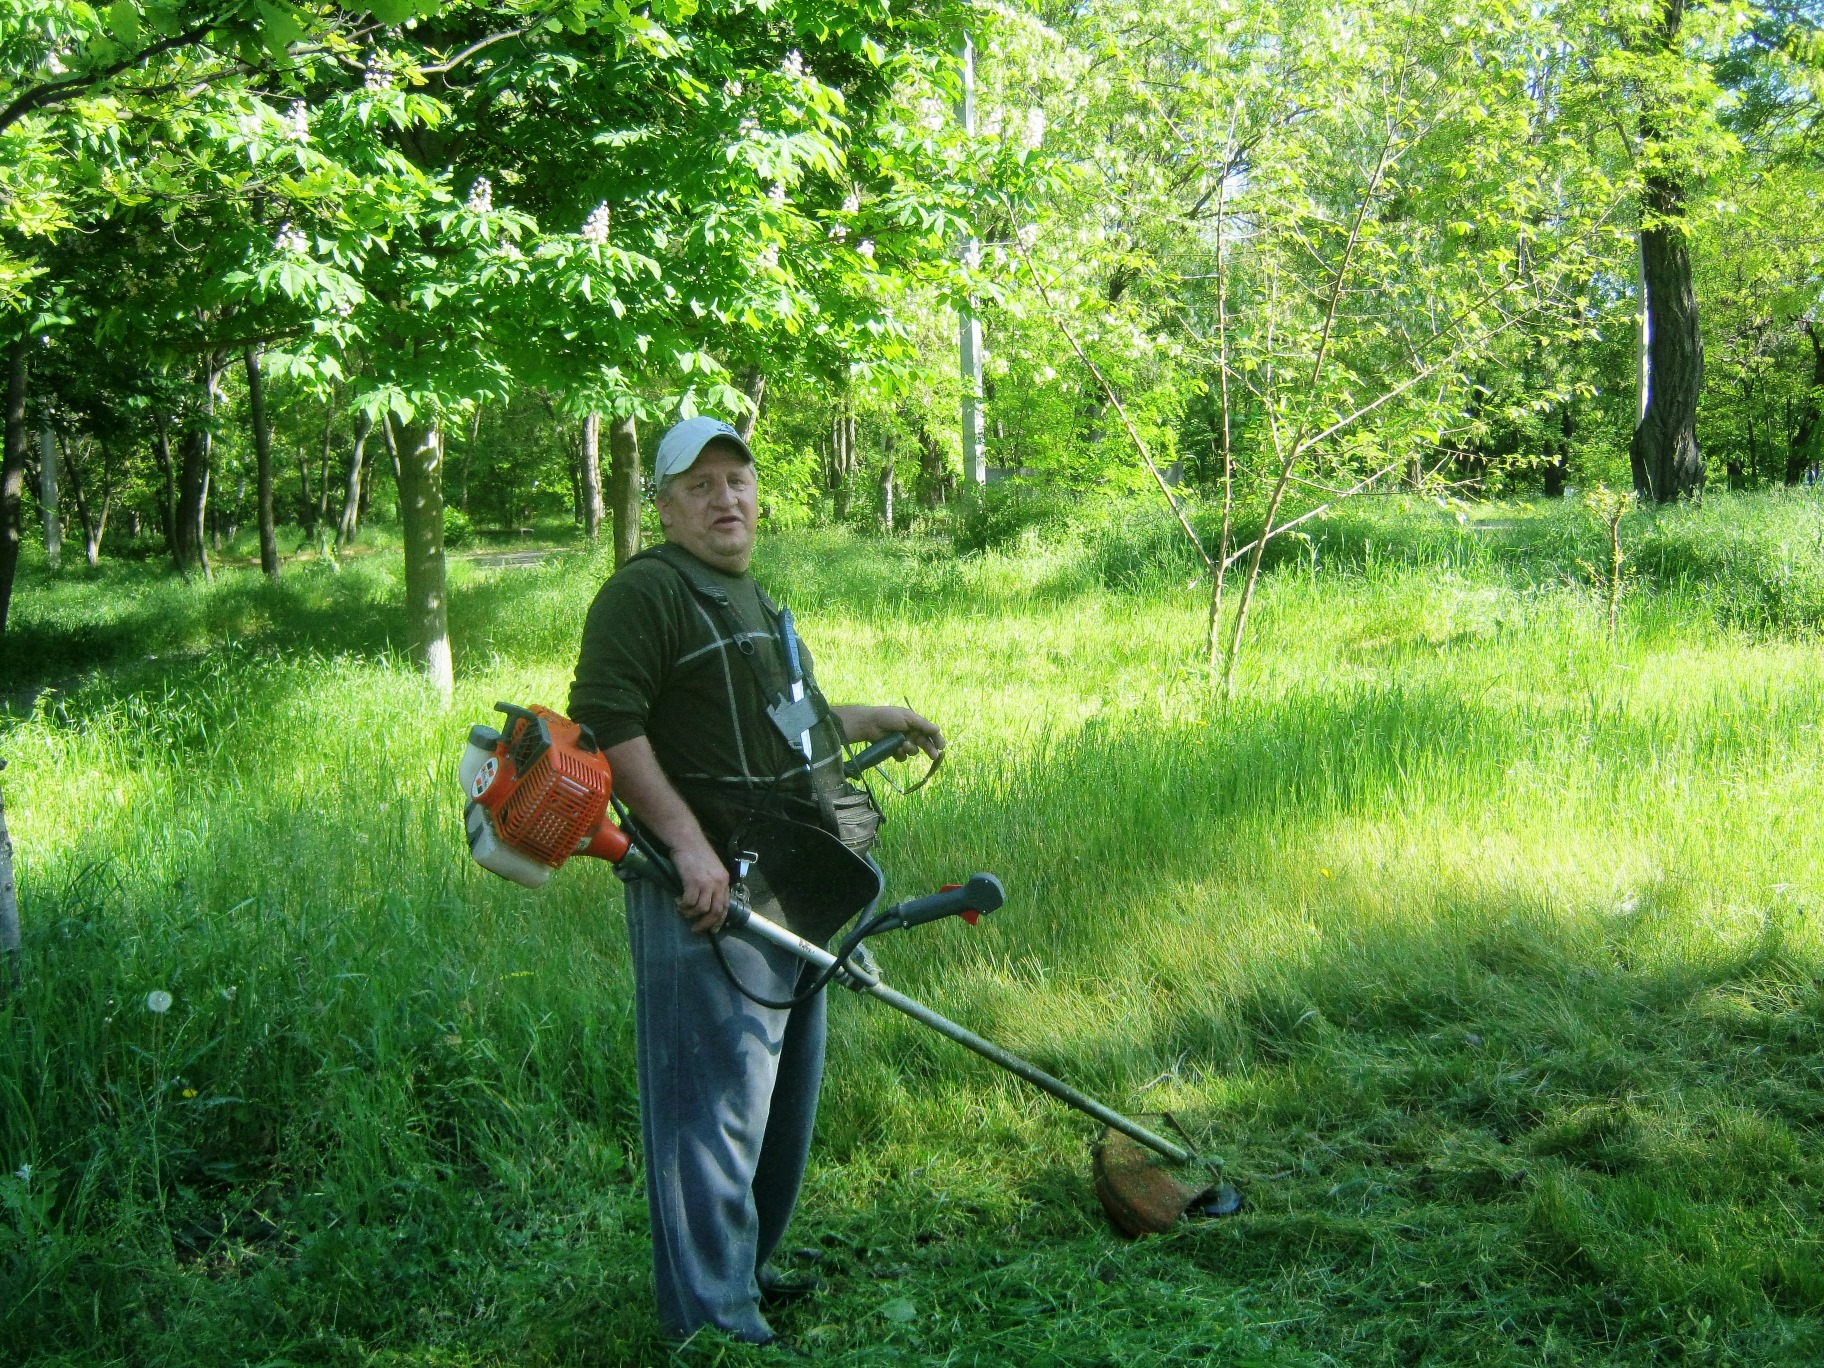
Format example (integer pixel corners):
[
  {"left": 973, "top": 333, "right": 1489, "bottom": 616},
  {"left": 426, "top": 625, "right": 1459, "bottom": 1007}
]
[{"left": 460, "top": 702, "right": 629, "bottom": 888}]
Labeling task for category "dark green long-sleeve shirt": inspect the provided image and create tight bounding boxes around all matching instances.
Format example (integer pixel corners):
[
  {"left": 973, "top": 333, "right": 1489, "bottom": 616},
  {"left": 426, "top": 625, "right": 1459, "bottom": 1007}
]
[{"left": 567, "top": 544, "right": 844, "bottom": 850}]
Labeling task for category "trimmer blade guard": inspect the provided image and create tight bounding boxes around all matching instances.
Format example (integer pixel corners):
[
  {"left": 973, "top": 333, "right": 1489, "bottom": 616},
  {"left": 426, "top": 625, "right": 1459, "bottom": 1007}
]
[
  {"left": 1092, "top": 1127, "right": 1214, "bottom": 1237},
  {"left": 734, "top": 813, "right": 882, "bottom": 946}
]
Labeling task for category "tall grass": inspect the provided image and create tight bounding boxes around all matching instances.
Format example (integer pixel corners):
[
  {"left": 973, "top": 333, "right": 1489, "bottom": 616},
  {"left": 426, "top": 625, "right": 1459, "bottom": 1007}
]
[{"left": 6, "top": 494, "right": 1824, "bottom": 1363}]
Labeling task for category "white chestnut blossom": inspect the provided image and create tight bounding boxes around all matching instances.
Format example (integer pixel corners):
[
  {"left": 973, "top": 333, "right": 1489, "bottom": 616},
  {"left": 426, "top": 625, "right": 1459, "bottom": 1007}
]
[
  {"left": 275, "top": 223, "right": 310, "bottom": 254},
  {"left": 581, "top": 202, "right": 612, "bottom": 245},
  {"left": 286, "top": 102, "right": 310, "bottom": 143},
  {"left": 827, "top": 222, "right": 848, "bottom": 242},
  {"left": 363, "top": 58, "right": 393, "bottom": 91},
  {"left": 856, "top": 239, "right": 875, "bottom": 260},
  {"left": 1022, "top": 107, "right": 1046, "bottom": 149},
  {"left": 841, "top": 189, "right": 860, "bottom": 214},
  {"left": 758, "top": 243, "right": 780, "bottom": 270},
  {"left": 466, "top": 177, "right": 493, "bottom": 213},
  {"left": 767, "top": 182, "right": 786, "bottom": 205},
  {"left": 725, "top": 79, "right": 743, "bottom": 98},
  {"left": 781, "top": 51, "right": 804, "bottom": 79}
]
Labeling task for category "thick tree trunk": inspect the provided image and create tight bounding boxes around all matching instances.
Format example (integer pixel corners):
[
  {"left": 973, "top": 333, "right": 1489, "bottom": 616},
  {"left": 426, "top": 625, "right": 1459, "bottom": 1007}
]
[
  {"left": 580, "top": 410, "right": 604, "bottom": 542},
  {"left": 1785, "top": 323, "right": 1824, "bottom": 485},
  {"left": 735, "top": 367, "right": 766, "bottom": 442},
  {"left": 245, "top": 348, "right": 279, "bottom": 579},
  {"left": 0, "top": 337, "right": 28, "bottom": 636},
  {"left": 1630, "top": 180, "right": 1704, "bottom": 502},
  {"left": 607, "top": 412, "right": 641, "bottom": 568},
  {"left": 175, "top": 358, "right": 217, "bottom": 582},
  {"left": 338, "top": 410, "right": 371, "bottom": 547},
  {"left": 1629, "top": 0, "right": 1704, "bottom": 504},
  {"left": 38, "top": 420, "right": 59, "bottom": 570},
  {"left": 396, "top": 420, "right": 452, "bottom": 701}
]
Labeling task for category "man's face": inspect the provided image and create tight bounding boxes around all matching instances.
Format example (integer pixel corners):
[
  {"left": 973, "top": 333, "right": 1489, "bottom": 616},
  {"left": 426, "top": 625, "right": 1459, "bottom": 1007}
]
[{"left": 655, "top": 444, "right": 758, "bottom": 573}]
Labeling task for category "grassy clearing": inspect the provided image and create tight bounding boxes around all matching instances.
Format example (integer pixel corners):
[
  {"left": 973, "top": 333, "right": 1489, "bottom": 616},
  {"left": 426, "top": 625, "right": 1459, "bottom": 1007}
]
[{"left": 7, "top": 494, "right": 1824, "bottom": 1364}]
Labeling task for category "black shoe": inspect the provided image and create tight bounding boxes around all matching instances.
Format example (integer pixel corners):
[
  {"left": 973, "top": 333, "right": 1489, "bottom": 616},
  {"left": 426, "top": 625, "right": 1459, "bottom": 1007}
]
[{"left": 758, "top": 1261, "right": 824, "bottom": 1307}]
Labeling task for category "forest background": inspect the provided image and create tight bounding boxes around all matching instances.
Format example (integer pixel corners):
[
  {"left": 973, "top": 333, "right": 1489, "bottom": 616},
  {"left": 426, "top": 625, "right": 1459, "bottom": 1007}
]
[{"left": 5, "top": 0, "right": 1824, "bottom": 682}]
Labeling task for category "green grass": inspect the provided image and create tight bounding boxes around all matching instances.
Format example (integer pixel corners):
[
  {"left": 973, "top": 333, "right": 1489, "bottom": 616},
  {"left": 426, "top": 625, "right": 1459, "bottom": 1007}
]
[{"left": 8, "top": 493, "right": 1824, "bottom": 1364}]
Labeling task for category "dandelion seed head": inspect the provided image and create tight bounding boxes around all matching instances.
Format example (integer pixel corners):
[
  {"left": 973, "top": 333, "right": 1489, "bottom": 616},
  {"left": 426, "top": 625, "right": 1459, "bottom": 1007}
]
[
  {"left": 146, "top": 990, "right": 173, "bottom": 1015},
  {"left": 13, "top": 1164, "right": 29, "bottom": 1184}
]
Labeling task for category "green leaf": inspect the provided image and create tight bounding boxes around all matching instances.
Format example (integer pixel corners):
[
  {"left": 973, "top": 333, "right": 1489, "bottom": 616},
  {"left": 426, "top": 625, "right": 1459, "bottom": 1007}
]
[
  {"left": 258, "top": 4, "right": 303, "bottom": 55},
  {"left": 108, "top": 1, "right": 141, "bottom": 48},
  {"left": 366, "top": 0, "right": 414, "bottom": 24},
  {"left": 879, "top": 1298, "right": 916, "bottom": 1323}
]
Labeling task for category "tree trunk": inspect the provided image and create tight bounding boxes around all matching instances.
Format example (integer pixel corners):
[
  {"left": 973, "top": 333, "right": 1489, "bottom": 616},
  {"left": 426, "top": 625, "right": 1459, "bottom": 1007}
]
[
  {"left": 1630, "top": 178, "right": 1704, "bottom": 502},
  {"left": 1629, "top": 0, "right": 1704, "bottom": 504},
  {"left": 396, "top": 420, "right": 452, "bottom": 701},
  {"left": 0, "top": 337, "right": 28, "bottom": 636},
  {"left": 244, "top": 348, "right": 279, "bottom": 579},
  {"left": 175, "top": 358, "right": 217, "bottom": 582},
  {"left": 881, "top": 431, "right": 896, "bottom": 533},
  {"left": 338, "top": 410, "right": 371, "bottom": 547},
  {"left": 152, "top": 414, "right": 177, "bottom": 558},
  {"left": 1785, "top": 322, "right": 1824, "bottom": 485},
  {"left": 461, "top": 403, "right": 481, "bottom": 513},
  {"left": 736, "top": 367, "right": 766, "bottom": 441},
  {"left": 607, "top": 412, "right": 641, "bottom": 568},
  {"left": 0, "top": 762, "right": 18, "bottom": 993},
  {"left": 1543, "top": 405, "right": 1574, "bottom": 498},
  {"left": 316, "top": 406, "right": 336, "bottom": 530},
  {"left": 60, "top": 434, "right": 103, "bottom": 567},
  {"left": 580, "top": 410, "right": 605, "bottom": 542},
  {"left": 38, "top": 419, "right": 60, "bottom": 570}
]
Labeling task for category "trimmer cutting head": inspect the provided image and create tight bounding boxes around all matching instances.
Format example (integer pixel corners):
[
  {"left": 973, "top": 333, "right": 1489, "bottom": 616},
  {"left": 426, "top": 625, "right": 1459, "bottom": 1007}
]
[{"left": 1092, "top": 1126, "right": 1225, "bottom": 1236}]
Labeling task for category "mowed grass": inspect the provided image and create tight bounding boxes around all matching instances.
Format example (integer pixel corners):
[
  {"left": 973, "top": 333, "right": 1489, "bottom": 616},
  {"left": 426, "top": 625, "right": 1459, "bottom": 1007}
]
[{"left": 8, "top": 493, "right": 1824, "bottom": 1364}]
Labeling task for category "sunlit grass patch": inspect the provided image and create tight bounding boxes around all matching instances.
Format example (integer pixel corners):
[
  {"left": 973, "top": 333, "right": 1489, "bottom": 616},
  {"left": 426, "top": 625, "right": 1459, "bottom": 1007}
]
[{"left": 8, "top": 495, "right": 1824, "bottom": 1363}]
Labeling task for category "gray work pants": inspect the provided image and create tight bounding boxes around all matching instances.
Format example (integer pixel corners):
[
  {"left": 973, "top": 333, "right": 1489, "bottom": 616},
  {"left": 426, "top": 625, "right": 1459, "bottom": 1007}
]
[{"left": 623, "top": 875, "right": 826, "bottom": 1344}]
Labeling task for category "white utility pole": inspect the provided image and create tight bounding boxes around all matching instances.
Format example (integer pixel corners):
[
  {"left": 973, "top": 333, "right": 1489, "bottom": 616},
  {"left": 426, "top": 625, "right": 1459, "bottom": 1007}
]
[
  {"left": 958, "top": 34, "right": 987, "bottom": 491},
  {"left": 38, "top": 420, "right": 59, "bottom": 570}
]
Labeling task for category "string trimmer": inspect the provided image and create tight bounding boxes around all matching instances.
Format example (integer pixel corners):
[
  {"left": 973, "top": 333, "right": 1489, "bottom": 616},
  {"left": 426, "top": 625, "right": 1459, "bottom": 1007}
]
[{"left": 458, "top": 702, "right": 1224, "bottom": 1234}]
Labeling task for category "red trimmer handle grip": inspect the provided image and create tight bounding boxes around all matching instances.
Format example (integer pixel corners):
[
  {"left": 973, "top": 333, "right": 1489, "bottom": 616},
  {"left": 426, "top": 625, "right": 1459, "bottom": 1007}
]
[{"left": 873, "top": 874, "right": 1005, "bottom": 933}]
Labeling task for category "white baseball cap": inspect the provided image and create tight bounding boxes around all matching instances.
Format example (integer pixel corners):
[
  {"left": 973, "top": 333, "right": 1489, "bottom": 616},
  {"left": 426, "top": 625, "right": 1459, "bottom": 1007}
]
[{"left": 654, "top": 416, "right": 753, "bottom": 489}]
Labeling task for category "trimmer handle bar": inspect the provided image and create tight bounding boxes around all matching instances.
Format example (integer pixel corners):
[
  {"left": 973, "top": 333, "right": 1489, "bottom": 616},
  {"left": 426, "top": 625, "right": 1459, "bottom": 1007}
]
[
  {"left": 866, "top": 874, "right": 1004, "bottom": 933},
  {"left": 843, "top": 731, "right": 908, "bottom": 779}
]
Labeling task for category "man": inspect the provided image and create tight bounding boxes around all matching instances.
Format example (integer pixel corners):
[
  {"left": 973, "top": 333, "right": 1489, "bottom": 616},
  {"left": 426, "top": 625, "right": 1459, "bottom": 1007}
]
[{"left": 568, "top": 416, "right": 942, "bottom": 1345}]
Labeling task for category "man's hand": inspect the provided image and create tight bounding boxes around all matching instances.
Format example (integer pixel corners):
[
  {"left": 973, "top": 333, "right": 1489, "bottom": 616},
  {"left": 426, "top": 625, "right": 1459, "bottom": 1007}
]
[
  {"left": 670, "top": 834, "right": 731, "bottom": 934},
  {"left": 604, "top": 735, "right": 731, "bottom": 935},
  {"left": 832, "top": 705, "right": 945, "bottom": 762}
]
